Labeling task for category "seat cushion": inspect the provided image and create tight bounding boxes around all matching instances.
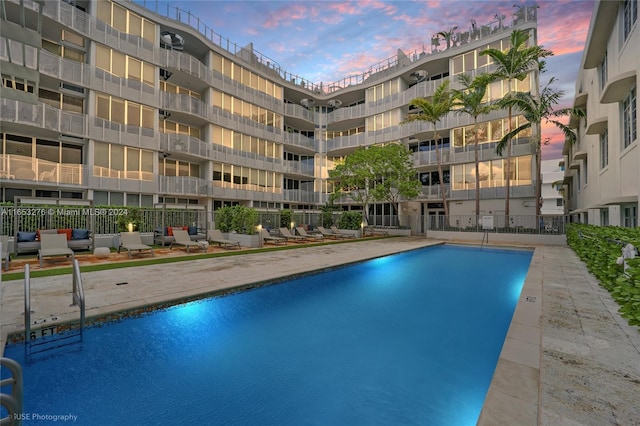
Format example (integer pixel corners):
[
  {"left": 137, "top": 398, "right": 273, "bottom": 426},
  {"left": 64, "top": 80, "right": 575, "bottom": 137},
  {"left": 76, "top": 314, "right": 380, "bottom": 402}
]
[
  {"left": 72, "top": 229, "right": 90, "bottom": 240},
  {"left": 58, "top": 228, "right": 73, "bottom": 240},
  {"left": 17, "top": 231, "right": 37, "bottom": 242}
]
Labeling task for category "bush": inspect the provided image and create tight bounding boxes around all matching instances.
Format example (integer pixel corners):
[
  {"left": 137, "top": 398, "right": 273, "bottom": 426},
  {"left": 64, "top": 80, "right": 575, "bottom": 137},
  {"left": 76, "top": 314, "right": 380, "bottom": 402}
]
[
  {"left": 280, "top": 209, "right": 292, "bottom": 228},
  {"left": 338, "top": 211, "right": 363, "bottom": 230},
  {"left": 567, "top": 224, "right": 640, "bottom": 327},
  {"left": 216, "top": 206, "right": 258, "bottom": 234}
]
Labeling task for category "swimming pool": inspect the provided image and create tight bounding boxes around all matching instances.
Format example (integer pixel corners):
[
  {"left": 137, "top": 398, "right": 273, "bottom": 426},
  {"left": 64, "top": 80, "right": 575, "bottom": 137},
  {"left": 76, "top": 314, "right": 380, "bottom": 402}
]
[{"left": 2, "top": 245, "right": 532, "bottom": 425}]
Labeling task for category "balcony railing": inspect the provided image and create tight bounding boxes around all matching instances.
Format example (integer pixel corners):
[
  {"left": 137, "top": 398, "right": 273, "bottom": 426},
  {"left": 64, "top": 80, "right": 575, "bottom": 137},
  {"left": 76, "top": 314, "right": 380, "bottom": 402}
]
[
  {"left": 0, "top": 154, "right": 85, "bottom": 185},
  {"left": 283, "top": 132, "right": 316, "bottom": 151},
  {"left": 1, "top": 98, "right": 87, "bottom": 137}
]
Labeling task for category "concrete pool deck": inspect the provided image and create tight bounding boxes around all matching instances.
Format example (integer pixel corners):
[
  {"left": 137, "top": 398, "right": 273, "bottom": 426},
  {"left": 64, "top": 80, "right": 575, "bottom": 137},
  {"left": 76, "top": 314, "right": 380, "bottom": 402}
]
[{"left": 1, "top": 237, "right": 639, "bottom": 424}]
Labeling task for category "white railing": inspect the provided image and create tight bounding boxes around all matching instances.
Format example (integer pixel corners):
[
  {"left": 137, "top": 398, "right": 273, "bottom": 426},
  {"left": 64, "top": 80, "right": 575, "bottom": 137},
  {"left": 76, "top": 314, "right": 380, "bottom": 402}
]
[{"left": 0, "top": 154, "right": 85, "bottom": 185}]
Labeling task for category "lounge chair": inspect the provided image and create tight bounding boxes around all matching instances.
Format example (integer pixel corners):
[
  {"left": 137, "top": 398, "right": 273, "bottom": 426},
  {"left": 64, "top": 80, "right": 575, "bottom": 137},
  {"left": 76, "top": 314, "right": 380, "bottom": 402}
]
[
  {"left": 363, "top": 226, "right": 389, "bottom": 237},
  {"left": 331, "top": 226, "right": 356, "bottom": 238},
  {"left": 119, "top": 231, "right": 154, "bottom": 258},
  {"left": 295, "top": 227, "right": 323, "bottom": 240},
  {"left": 261, "top": 228, "right": 287, "bottom": 245},
  {"left": 317, "top": 226, "right": 348, "bottom": 239},
  {"left": 170, "top": 229, "right": 201, "bottom": 253},
  {"left": 207, "top": 229, "right": 241, "bottom": 250},
  {"left": 38, "top": 233, "right": 75, "bottom": 268},
  {"left": 279, "top": 227, "right": 307, "bottom": 243},
  {"left": 1, "top": 235, "right": 10, "bottom": 271}
]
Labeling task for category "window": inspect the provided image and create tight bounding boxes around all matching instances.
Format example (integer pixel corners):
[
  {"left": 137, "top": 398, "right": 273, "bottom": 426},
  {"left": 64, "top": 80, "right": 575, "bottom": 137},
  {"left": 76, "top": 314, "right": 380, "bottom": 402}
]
[
  {"left": 623, "top": 0, "right": 638, "bottom": 41},
  {"left": 601, "top": 209, "right": 609, "bottom": 226},
  {"left": 95, "top": 94, "right": 153, "bottom": 129},
  {"left": 623, "top": 205, "right": 637, "bottom": 227},
  {"left": 92, "top": 142, "right": 153, "bottom": 180},
  {"left": 599, "top": 50, "right": 607, "bottom": 90},
  {"left": 623, "top": 87, "right": 637, "bottom": 149},
  {"left": 600, "top": 129, "right": 608, "bottom": 169},
  {"left": 556, "top": 198, "right": 563, "bottom": 207}
]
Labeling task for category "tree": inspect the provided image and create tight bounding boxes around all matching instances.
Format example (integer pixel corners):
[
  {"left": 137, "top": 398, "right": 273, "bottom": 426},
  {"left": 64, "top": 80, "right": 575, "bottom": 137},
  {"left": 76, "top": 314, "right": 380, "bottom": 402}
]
[
  {"left": 368, "top": 144, "right": 421, "bottom": 215},
  {"left": 329, "top": 144, "right": 421, "bottom": 223},
  {"left": 404, "top": 80, "right": 454, "bottom": 217},
  {"left": 452, "top": 73, "right": 497, "bottom": 222},
  {"left": 481, "top": 29, "right": 552, "bottom": 224},
  {"left": 497, "top": 76, "right": 585, "bottom": 216}
]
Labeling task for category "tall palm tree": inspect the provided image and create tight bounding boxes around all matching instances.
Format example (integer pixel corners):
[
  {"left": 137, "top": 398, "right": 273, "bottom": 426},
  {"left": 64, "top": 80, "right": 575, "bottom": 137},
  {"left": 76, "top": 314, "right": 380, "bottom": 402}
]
[
  {"left": 405, "top": 80, "right": 454, "bottom": 217},
  {"left": 481, "top": 29, "right": 552, "bottom": 225},
  {"left": 452, "top": 73, "right": 497, "bottom": 223},
  {"left": 497, "top": 77, "right": 585, "bottom": 216}
]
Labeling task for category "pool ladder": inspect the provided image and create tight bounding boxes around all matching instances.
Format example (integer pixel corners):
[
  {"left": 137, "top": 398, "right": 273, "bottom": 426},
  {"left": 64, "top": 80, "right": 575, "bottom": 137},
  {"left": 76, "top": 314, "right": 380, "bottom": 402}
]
[
  {"left": 24, "top": 259, "right": 86, "bottom": 356},
  {"left": 481, "top": 230, "right": 489, "bottom": 248},
  {"left": 0, "top": 358, "right": 23, "bottom": 426}
]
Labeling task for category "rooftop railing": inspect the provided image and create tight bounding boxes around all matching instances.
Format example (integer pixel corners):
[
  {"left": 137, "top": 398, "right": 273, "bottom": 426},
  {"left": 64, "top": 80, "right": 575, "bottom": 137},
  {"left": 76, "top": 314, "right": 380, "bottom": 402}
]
[{"left": 131, "top": 0, "right": 537, "bottom": 94}]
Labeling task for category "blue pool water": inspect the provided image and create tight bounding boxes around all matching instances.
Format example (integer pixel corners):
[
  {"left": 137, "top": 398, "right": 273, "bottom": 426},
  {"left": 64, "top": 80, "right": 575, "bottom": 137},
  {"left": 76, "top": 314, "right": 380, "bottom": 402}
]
[{"left": 2, "top": 245, "right": 532, "bottom": 425}]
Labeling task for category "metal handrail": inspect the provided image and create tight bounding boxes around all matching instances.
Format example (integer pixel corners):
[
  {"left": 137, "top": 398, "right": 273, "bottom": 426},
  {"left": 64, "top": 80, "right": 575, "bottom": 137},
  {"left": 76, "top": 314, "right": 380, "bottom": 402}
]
[
  {"left": 24, "top": 264, "right": 30, "bottom": 346},
  {"left": 71, "top": 259, "right": 85, "bottom": 332},
  {"left": 0, "top": 357, "right": 24, "bottom": 426}
]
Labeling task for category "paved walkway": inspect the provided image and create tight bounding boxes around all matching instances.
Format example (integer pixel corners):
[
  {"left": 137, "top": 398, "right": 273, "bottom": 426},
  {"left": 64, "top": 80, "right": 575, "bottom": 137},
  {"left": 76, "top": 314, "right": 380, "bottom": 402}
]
[{"left": 1, "top": 238, "right": 639, "bottom": 425}]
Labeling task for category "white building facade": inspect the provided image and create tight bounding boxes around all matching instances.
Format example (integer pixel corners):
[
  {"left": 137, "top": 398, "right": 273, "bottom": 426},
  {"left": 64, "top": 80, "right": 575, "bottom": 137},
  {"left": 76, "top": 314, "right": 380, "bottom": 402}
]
[
  {"left": 564, "top": 0, "right": 638, "bottom": 227},
  {"left": 541, "top": 159, "right": 565, "bottom": 216},
  {"left": 1, "top": 0, "right": 542, "bottom": 227}
]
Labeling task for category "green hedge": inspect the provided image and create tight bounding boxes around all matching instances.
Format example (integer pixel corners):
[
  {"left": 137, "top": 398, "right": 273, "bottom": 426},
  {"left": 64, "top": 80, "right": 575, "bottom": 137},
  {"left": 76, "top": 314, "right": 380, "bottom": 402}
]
[{"left": 566, "top": 224, "right": 640, "bottom": 327}]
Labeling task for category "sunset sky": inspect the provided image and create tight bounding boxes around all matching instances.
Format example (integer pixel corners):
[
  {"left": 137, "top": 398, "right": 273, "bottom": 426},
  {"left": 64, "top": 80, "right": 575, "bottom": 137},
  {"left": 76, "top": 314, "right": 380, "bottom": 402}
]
[{"left": 142, "top": 0, "right": 595, "bottom": 160}]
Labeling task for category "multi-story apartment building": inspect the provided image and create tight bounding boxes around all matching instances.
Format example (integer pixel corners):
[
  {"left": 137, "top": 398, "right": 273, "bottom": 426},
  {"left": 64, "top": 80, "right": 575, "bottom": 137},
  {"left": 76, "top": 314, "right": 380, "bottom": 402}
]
[
  {"left": 540, "top": 159, "right": 564, "bottom": 216},
  {"left": 1, "top": 0, "right": 540, "bottom": 228},
  {"left": 563, "top": 0, "right": 638, "bottom": 227}
]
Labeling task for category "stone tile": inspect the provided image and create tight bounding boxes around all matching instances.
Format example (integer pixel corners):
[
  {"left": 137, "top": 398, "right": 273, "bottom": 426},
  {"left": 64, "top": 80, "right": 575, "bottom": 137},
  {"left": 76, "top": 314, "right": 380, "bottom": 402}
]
[
  {"left": 500, "top": 336, "right": 540, "bottom": 369},
  {"left": 477, "top": 387, "right": 538, "bottom": 426}
]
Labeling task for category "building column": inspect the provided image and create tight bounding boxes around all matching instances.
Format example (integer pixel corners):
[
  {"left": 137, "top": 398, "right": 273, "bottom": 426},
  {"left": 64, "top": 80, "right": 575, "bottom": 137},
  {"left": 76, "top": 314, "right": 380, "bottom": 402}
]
[{"left": 609, "top": 205, "right": 621, "bottom": 226}]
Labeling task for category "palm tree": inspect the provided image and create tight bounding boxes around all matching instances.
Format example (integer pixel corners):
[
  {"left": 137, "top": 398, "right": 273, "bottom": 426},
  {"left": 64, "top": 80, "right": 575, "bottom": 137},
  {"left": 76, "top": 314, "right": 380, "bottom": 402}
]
[
  {"left": 481, "top": 29, "right": 552, "bottom": 225},
  {"left": 497, "top": 77, "right": 585, "bottom": 216},
  {"left": 405, "top": 80, "right": 454, "bottom": 217},
  {"left": 452, "top": 73, "right": 497, "bottom": 223}
]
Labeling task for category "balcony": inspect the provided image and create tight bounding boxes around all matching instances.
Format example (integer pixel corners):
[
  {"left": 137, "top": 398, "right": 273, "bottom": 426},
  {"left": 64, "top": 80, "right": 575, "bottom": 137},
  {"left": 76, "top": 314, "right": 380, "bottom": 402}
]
[
  {"left": 210, "top": 107, "right": 282, "bottom": 142},
  {"left": 0, "top": 154, "right": 85, "bottom": 185},
  {"left": 159, "top": 133, "right": 210, "bottom": 159},
  {"left": 417, "top": 184, "right": 451, "bottom": 200},
  {"left": 284, "top": 103, "right": 314, "bottom": 122},
  {"left": 89, "top": 167, "right": 156, "bottom": 193},
  {"left": 283, "top": 189, "right": 318, "bottom": 203},
  {"left": 158, "top": 175, "right": 209, "bottom": 196},
  {"left": 159, "top": 49, "right": 212, "bottom": 87},
  {"left": 0, "top": 98, "right": 87, "bottom": 137},
  {"left": 160, "top": 92, "right": 208, "bottom": 121},
  {"left": 89, "top": 117, "right": 156, "bottom": 151},
  {"left": 281, "top": 160, "right": 314, "bottom": 177},
  {"left": 283, "top": 132, "right": 316, "bottom": 151}
]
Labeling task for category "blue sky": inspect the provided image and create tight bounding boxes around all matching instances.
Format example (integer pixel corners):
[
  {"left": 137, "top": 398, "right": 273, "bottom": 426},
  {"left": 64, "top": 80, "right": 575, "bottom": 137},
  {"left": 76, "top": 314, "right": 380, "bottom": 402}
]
[{"left": 139, "top": 0, "right": 595, "bottom": 159}]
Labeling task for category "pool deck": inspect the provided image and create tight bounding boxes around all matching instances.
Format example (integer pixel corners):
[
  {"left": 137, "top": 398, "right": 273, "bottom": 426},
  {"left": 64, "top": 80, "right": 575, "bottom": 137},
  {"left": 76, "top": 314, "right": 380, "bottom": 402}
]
[{"left": 1, "top": 237, "right": 639, "bottom": 425}]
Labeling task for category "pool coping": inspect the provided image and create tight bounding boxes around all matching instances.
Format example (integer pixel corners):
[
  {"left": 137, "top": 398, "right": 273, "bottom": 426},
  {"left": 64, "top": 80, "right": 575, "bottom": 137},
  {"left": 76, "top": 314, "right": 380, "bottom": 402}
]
[{"left": 477, "top": 245, "right": 543, "bottom": 425}]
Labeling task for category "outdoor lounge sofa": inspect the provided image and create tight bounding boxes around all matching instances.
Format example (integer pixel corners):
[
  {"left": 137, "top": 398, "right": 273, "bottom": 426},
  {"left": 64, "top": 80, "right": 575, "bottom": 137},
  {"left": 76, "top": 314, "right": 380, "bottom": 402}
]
[
  {"left": 118, "top": 231, "right": 154, "bottom": 258},
  {"left": 154, "top": 226, "right": 206, "bottom": 246},
  {"left": 16, "top": 228, "right": 92, "bottom": 254},
  {"left": 207, "top": 229, "right": 241, "bottom": 250},
  {"left": 38, "top": 233, "right": 75, "bottom": 268}
]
